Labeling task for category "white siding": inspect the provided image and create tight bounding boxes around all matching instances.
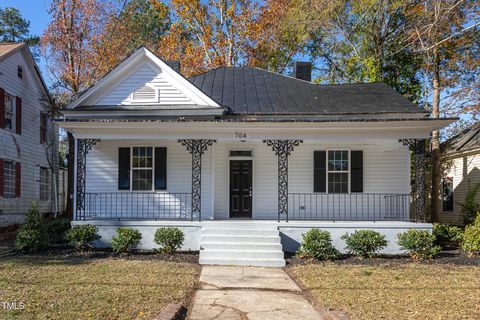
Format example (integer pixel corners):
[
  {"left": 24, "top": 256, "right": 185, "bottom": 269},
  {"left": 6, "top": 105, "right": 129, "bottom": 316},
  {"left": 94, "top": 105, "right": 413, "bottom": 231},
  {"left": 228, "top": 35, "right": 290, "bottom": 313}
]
[
  {"left": 213, "top": 141, "right": 410, "bottom": 219},
  {"left": 85, "top": 140, "right": 213, "bottom": 219},
  {"left": 441, "top": 152, "right": 480, "bottom": 225},
  {"left": 84, "top": 140, "right": 410, "bottom": 220},
  {"left": 95, "top": 61, "right": 195, "bottom": 106},
  {"left": 0, "top": 49, "right": 58, "bottom": 218}
]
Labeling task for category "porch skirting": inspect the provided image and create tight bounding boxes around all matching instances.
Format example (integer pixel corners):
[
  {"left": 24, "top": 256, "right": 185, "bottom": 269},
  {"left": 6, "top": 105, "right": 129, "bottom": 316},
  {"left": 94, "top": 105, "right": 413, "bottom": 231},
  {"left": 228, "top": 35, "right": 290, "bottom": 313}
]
[{"left": 72, "top": 220, "right": 432, "bottom": 254}]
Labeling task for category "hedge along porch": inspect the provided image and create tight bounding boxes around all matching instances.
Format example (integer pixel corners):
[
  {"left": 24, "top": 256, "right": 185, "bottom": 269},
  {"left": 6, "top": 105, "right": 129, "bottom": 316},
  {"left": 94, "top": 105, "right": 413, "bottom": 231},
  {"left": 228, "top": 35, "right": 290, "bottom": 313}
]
[{"left": 58, "top": 47, "right": 454, "bottom": 265}]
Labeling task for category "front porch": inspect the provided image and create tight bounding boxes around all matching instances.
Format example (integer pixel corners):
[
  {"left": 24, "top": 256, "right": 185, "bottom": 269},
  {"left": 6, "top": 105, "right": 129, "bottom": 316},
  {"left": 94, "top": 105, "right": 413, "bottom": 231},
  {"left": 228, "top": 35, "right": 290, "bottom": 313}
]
[{"left": 72, "top": 136, "right": 426, "bottom": 223}]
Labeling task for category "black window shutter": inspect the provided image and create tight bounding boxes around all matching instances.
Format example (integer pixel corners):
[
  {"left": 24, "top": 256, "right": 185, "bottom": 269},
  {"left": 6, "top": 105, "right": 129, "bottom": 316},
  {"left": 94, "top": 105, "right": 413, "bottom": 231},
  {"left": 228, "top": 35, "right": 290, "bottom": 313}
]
[
  {"left": 118, "top": 148, "right": 130, "bottom": 190},
  {"left": 314, "top": 151, "right": 326, "bottom": 192},
  {"left": 351, "top": 151, "right": 363, "bottom": 192},
  {"left": 155, "top": 147, "right": 167, "bottom": 190}
]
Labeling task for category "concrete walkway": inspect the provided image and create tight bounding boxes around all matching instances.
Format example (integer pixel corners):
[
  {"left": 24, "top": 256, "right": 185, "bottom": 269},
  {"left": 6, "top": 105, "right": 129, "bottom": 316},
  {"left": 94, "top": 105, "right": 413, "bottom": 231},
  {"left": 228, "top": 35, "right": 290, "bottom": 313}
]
[{"left": 188, "top": 266, "right": 322, "bottom": 319}]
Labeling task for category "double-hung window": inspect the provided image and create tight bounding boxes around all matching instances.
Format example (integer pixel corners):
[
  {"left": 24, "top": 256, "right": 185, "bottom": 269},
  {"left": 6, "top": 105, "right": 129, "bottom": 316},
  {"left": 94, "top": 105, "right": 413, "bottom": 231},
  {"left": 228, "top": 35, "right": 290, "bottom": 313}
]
[
  {"left": 314, "top": 150, "right": 363, "bottom": 194},
  {"left": 132, "top": 147, "right": 153, "bottom": 191},
  {"left": 327, "top": 150, "right": 349, "bottom": 193},
  {"left": 3, "top": 160, "right": 16, "bottom": 198},
  {"left": 40, "top": 167, "right": 50, "bottom": 201},
  {"left": 40, "top": 113, "right": 48, "bottom": 143},
  {"left": 4, "top": 93, "right": 14, "bottom": 131},
  {"left": 118, "top": 146, "right": 167, "bottom": 191},
  {"left": 442, "top": 177, "right": 454, "bottom": 212}
]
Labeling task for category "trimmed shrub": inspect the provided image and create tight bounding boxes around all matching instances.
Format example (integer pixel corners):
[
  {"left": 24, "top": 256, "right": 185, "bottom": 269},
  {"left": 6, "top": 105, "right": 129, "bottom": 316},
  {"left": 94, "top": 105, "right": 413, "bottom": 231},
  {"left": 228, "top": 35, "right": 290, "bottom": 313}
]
[
  {"left": 111, "top": 227, "right": 142, "bottom": 253},
  {"left": 432, "top": 223, "right": 463, "bottom": 249},
  {"left": 297, "top": 229, "right": 339, "bottom": 260},
  {"left": 16, "top": 203, "right": 49, "bottom": 252},
  {"left": 397, "top": 229, "right": 441, "bottom": 260},
  {"left": 154, "top": 227, "right": 184, "bottom": 253},
  {"left": 45, "top": 219, "right": 71, "bottom": 244},
  {"left": 341, "top": 230, "right": 388, "bottom": 258},
  {"left": 462, "top": 216, "right": 480, "bottom": 255},
  {"left": 67, "top": 225, "right": 101, "bottom": 251}
]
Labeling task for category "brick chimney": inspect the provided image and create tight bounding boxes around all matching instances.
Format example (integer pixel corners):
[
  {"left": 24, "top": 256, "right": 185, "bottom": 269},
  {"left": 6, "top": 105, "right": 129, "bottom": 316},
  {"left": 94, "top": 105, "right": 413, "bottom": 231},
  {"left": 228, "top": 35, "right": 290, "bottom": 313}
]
[{"left": 293, "top": 62, "right": 312, "bottom": 82}]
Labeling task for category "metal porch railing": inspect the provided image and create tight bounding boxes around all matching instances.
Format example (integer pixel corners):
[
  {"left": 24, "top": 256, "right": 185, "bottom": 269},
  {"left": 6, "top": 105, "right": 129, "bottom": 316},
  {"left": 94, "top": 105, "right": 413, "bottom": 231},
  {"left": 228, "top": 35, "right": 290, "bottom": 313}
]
[
  {"left": 76, "top": 192, "right": 193, "bottom": 220},
  {"left": 288, "top": 193, "right": 419, "bottom": 222}
]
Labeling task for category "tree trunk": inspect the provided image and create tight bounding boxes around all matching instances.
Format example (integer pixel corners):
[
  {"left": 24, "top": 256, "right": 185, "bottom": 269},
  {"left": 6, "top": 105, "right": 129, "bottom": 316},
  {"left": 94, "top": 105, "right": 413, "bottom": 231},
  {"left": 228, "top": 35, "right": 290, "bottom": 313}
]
[
  {"left": 430, "top": 54, "right": 441, "bottom": 222},
  {"left": 65, "top": 131, "right": 75, "bottom": 220}
]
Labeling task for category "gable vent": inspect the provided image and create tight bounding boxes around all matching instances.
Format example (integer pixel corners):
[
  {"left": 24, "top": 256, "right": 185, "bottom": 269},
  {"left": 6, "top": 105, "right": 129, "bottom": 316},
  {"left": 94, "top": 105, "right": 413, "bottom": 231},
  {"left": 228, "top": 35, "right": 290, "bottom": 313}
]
[{"left": 131, "top": 85, "right": 158, "bottom": 102}]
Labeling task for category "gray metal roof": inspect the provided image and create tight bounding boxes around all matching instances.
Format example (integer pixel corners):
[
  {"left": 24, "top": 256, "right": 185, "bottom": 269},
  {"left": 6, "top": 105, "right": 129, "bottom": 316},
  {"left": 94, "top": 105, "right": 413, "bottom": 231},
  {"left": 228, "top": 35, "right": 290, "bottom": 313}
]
[
  {"left": 188, "top": 67, "right": 426, "bottom": 115},
  {"left": 444, "top": 122, "right": 480, "bottom": 153}
]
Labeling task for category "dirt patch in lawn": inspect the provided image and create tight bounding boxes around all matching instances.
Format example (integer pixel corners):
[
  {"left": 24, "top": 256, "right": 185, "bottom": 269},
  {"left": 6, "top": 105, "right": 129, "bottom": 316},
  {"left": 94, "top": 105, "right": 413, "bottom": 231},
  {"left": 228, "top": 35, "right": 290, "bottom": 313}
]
[
  {"left": 0, "top": 254, "right": 201, "bottom": 319},
  {"left": 287, "top": 260, "right": 480, "bottom": 320}
]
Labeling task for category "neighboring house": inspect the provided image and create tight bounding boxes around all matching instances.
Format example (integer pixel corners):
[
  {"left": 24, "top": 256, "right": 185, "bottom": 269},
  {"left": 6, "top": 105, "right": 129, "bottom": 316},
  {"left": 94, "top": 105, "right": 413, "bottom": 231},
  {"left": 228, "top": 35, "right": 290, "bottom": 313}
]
[
  {"left": 0, "top": 43, "right": 59, "bottom": 227},
  {"left": 58, "top": 47, "right": 453, "bottom": 267},
  {"left": 440, "top": 123, "right": 480, "bottom": 226}
]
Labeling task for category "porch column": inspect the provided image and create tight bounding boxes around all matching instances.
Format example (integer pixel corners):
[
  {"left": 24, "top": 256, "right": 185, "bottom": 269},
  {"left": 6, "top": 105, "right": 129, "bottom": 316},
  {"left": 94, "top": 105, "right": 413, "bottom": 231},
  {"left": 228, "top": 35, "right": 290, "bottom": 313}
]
[
  {"left": 263, "top": 140, "right": 303, "bottom": 221},
  {"left": 400, "top": 139, "right": 426, "bottom": 222},
  {"left": 75, "top": 138, "right": 100, "bottom": 220},
  {"left": 178, "top": 139, "right": 216, "bottom": 221},
  {"left": 414, "top": 139, "right": 426, "bottom": 221}
]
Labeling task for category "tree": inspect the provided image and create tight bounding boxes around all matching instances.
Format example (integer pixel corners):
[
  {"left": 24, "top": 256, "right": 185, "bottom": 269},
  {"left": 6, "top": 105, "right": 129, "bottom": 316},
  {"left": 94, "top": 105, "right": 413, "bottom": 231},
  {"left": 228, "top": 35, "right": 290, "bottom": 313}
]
[
  {"left": 41, "top": 0, "right": 117, "bottom": 219},
  {"left": 249, "top": 0, "right": 332, "bottom": 72},
  {"left": 170, "top": 0, "right": 266, "bottom": 69},
  {"left": 0, "top": 6, "right": 39, "bottom": 45},
  {"left": 405, "top": 0, "right": 480, "bottom": 221}
]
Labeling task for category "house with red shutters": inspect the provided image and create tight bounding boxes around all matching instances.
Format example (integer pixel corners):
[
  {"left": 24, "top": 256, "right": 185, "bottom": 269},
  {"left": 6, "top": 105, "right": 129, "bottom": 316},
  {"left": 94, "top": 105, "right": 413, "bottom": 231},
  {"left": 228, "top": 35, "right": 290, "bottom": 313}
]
[{"left": 0, "top": 43, "right": 58, "bottom": 227}]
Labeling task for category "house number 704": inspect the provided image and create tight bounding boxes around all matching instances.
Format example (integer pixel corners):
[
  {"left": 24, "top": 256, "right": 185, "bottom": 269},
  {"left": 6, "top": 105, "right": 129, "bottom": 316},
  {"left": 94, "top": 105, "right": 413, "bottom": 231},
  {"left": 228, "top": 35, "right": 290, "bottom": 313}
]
[{"left": 235, "top": 132, "right": 247, "bottom": 139}]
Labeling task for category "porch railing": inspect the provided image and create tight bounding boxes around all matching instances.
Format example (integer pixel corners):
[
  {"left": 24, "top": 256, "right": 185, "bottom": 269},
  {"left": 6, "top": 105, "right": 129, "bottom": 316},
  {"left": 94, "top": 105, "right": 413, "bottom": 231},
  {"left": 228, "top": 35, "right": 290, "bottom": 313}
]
[
  {"left": 288, "top": 193, "right": 419, "bottom": 222},
  {"left": 76, "top": 192, "right": 193, "bottom": 221}
]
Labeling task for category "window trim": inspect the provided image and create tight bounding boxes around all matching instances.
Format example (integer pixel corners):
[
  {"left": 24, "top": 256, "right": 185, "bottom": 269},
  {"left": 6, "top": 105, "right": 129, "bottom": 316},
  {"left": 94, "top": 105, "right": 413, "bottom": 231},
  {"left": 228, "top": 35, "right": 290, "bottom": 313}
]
[
  {"left": 123, "top": 145, "right": 167, "bottom": 192},
  {"left": 40, "top": 112, "right": 48, "bottom": 143},
  {"left": 442, "top": 177, "right": 454, "bottom": 212},
  {"left": 17, "top": 65, "right": 23, "bottom": 79},
  {"left": 3, "top": 160, "right": 16, "bottom": 198},
  {"left": 39, "top": 167, "right": 50, "bottom": 201},
  {"left": 131, "top": 146, "right": 154, "bottom": 192},
  {"left": 4, "top": 92, "right": 15, "bottom": 132},
  {"left": 327, "top": 149, "right": 350, "bottom": 194},
  {"left": 314, "top": 149, "right": 355, "bottom": 194}
]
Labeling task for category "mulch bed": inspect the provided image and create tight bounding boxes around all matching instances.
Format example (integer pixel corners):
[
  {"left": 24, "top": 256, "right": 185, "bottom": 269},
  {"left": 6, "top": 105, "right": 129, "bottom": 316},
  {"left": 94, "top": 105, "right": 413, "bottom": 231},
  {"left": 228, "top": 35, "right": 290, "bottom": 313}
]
[
  {"left": 285, "top": 250, "right": 480, "bottom": 267},
  {"left": 1, "top": 245, "right": 199, "bottom": 264}
]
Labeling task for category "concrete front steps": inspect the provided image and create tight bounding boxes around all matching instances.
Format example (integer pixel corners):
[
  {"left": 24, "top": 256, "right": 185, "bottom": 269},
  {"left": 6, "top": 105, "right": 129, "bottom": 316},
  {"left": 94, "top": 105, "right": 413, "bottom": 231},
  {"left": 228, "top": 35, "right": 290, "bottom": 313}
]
[{"left": 199, "top": 222, "right": 286, "bottom": 267}]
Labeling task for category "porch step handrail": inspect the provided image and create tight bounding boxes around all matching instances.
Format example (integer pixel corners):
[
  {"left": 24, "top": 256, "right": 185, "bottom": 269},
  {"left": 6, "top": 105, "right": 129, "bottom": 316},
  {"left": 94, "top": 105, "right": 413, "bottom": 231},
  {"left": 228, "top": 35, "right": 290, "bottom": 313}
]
[
  {"left": 77, "top": 192, "right": 193, "bottom": 221},
  {"left": 287, "top": 193, "right": 418, "bottom": 222}
]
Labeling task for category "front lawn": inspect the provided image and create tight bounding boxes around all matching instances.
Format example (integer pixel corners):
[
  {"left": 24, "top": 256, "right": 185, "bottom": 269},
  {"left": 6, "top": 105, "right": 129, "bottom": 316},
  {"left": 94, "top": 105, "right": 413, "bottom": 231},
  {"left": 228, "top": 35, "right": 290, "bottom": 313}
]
[
  {"left": 0, "top": 255, "right": 200, "bottom": 319},
  {"left": 288, "top": 263, "right": 480, "bottom": 320}
]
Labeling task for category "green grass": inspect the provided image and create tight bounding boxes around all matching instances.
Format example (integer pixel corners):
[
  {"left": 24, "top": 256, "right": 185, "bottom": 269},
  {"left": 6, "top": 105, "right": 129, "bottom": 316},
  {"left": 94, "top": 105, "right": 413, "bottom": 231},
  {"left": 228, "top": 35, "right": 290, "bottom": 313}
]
[
  {"left": 289, "top": 263, "right": 480, "bottom": 320},
  {"left": 0, "top": 255, "right": 200, "bottom": 319}
]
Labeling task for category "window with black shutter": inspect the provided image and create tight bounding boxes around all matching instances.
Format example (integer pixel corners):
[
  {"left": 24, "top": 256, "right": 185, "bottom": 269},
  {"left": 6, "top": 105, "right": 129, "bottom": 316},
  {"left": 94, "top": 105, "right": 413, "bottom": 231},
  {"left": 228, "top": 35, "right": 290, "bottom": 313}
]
[
  {"left": 154, "top": 147, "right": 167, "bottom": 190},
  {"left": 118, "top": 148, "right": 130, "bottom": 190},
  {"left": 350, "top": 151, "right": 363, "bottom": 193},
  {"left": 314, "top": 151, "right": 326, "bottom": 192}
]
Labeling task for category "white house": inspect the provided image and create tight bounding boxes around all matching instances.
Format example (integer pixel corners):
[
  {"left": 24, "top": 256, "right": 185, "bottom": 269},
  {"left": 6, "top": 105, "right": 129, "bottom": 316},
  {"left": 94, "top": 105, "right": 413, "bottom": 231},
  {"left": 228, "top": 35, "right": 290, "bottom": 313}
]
[
  {"left": 58, "top": 47, "right": 454, "bottom": 267},
  {"left": 0, "top": 43, "right": 59, "bottom": 227},
  {"left": 440, "top": 123, "right": 480, "bottom": 226}
]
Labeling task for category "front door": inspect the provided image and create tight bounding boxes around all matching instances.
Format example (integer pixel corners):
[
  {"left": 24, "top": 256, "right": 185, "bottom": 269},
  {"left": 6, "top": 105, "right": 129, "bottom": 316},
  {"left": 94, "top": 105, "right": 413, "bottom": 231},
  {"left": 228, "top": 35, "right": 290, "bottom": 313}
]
[{"left": 230, "top": 160, "right": 252, "bottom": 218}]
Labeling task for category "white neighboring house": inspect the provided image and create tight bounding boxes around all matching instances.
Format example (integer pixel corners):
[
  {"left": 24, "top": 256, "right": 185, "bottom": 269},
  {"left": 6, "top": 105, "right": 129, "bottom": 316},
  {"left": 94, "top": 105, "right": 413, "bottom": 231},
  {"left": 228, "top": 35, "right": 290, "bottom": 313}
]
[
  {"left": 58, "top": 47, "right": 454, "bottom": 267},
  {"left": 440, "top": 123, "right": 480, "bottom": 226},
  {"left": 0, "top": 43, "right": 59, "bottom": 227}
]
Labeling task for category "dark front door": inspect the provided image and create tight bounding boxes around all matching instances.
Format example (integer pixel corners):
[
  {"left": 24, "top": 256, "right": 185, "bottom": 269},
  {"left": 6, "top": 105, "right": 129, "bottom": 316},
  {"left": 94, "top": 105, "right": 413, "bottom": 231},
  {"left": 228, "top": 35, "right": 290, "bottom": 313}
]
[{"left": 230, "top": 160, "right": 252, "bottom": 218}]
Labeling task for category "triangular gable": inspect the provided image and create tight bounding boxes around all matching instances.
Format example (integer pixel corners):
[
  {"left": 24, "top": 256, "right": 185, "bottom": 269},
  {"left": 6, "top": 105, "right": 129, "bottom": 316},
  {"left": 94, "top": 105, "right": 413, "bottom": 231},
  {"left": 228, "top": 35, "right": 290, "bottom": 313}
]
[{"left": 68, "top": 47, "right": 220, "bottom": 109}]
